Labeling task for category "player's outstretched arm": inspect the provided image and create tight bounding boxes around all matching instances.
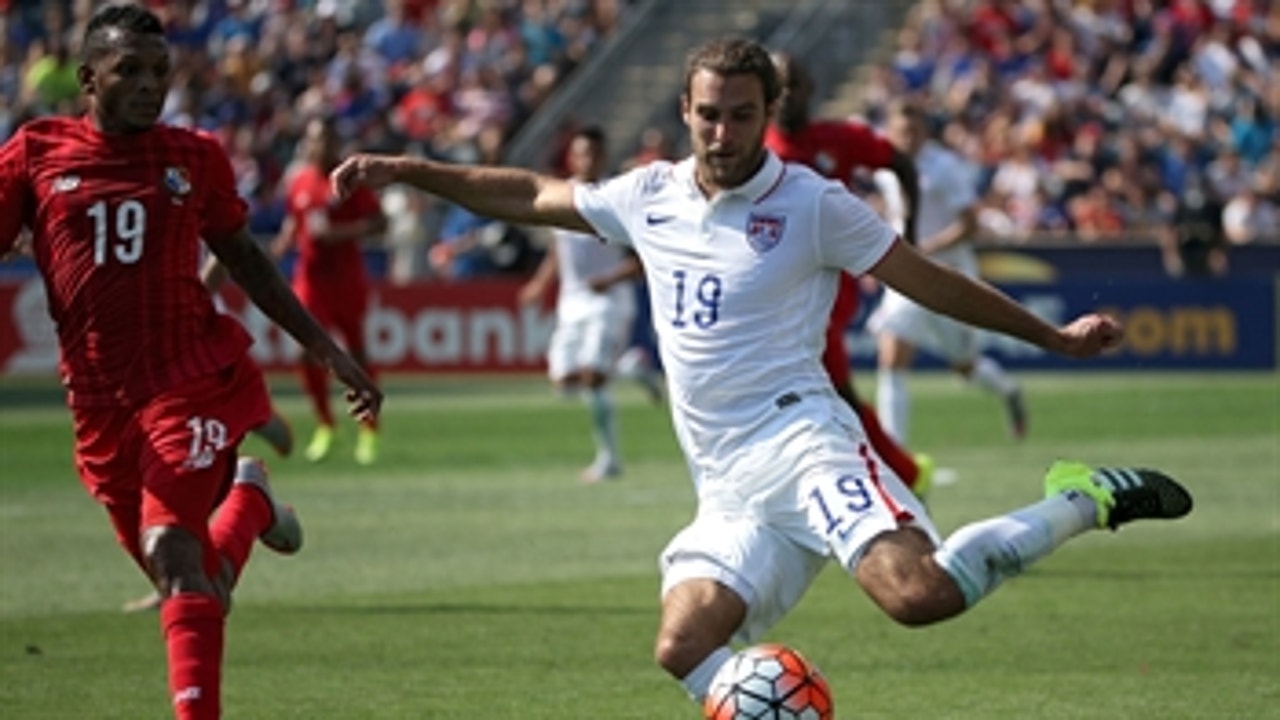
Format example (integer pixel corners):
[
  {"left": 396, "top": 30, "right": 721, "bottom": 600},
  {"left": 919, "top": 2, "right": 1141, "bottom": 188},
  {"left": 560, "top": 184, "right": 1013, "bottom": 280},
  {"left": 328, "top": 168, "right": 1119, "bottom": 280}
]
[
  {"left": 870, "top": 239, "right": 1124, "bottom": 358},
  {"left": 208, "top": 227, "right": 383, "bottom": 421},
  {"left": 330, "top": 153, "right": 594, "bottom": 234}
]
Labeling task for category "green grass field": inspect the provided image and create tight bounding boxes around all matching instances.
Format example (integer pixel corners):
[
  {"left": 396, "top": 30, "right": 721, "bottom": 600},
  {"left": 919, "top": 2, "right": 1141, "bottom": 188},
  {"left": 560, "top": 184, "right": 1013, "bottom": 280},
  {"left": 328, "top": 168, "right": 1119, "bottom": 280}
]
[{"left": 1, "top": 371, "right": 1277, "bottom": 719}]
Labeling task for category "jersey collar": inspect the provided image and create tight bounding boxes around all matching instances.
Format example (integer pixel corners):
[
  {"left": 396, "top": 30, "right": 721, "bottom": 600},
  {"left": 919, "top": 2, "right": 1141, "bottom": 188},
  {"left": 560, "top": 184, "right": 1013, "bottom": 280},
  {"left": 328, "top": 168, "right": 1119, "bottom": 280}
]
[{"left": 674, "top": 150, "right": 787, "bottom": 204}]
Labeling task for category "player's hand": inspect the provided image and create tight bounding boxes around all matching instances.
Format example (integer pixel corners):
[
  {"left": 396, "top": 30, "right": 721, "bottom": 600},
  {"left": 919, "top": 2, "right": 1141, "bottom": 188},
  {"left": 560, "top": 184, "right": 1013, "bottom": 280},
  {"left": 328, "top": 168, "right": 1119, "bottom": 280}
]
[
  {"left": 328, "top": 354, "right": 383, "bottom": 422},
  {"left": 330, "top": 154, "right": 397, "bottom": 199},
  {"left": 1055, "top": 313, "right": 1124, "bottom": 358}
]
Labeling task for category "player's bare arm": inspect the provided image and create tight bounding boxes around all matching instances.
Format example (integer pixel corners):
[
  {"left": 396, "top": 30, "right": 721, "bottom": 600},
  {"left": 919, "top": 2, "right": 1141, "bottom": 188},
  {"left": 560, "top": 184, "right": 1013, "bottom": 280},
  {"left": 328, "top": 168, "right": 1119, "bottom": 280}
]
[
  {"left": 871, "top": 238, "right": 1124, "bottom": 358},
  {"left": 518, "top": 237, "right": 559, "bottom": 305},
  {"left": 331, "top": 154, "right": 594, "bottom": 233},
  {"left": 207, "top": 226, "right": 383, "bottom": 420}
]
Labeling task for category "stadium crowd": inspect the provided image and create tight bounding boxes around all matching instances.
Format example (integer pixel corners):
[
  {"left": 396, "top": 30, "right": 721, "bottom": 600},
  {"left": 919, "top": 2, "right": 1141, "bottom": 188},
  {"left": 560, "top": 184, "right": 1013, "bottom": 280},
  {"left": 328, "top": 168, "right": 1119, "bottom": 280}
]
[
  {"left": 1, "top": 0, "right": 631, "bottom": 278},
  {"left": 4, "top": 0, "right": 1277, "bottom": 278},
  {"left": 855, "top": 0, "right": 1279, "bottom": 273}
]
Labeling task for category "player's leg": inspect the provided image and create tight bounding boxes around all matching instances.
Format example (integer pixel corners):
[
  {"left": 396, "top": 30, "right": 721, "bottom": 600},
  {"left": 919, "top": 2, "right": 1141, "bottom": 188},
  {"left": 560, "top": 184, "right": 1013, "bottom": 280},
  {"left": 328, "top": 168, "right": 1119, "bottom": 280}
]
[
  {"left": 874, "top": 331, "right": 915, "bottom": 443},
  {"left": 936, "top": 304, "right": 1025, "bottom": 439},
  {"left": 851, "top": 462, "right": 1192, "bottom": 626},
  {"left": 298, "top": 292, "right": 337, "bottom": 461},
  {"left": 655, "top": 516, "right": 827, "bottom": 703},
  {"left": 655, "top": 578, "right": 745, "bottom": 698},
  {"left": 337, "top": 299, "right": 379, "bottom": 465},
  {"left": 140, "top": 358, "right": 285, "bottom": 719},
  {"left": 578, "top": 315, "right": 624, "bottom": 482},
  {"left": 300, "top": 352, "right": 336, "bottom": 461}
]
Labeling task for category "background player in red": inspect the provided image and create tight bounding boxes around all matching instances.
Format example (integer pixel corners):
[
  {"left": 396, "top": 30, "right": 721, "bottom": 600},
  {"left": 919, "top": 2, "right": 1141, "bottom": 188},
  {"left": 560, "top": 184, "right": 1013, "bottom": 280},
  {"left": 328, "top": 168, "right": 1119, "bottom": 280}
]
[
  {"left": 0, "top": 5, "right": 382, "bottom": 719},
  {"left": 273, "top": 117, "right": 388, "bottom": 465},
  {"left": 764, "top": 52, "right": 931, "bottom": 495}
]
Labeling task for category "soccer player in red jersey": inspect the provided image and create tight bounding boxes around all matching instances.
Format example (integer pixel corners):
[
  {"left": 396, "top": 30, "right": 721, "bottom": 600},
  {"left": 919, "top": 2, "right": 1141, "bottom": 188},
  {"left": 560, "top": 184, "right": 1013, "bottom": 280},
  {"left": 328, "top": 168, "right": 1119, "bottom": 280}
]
[
  {"left": 764, "top": 53, "right": 931, "bottom": 495},
  {"left": 273, "top": 117, "right": 388, "bottom": 465},
  {"left": 0, "top": 6, "right": 382, "bottom": 719}
]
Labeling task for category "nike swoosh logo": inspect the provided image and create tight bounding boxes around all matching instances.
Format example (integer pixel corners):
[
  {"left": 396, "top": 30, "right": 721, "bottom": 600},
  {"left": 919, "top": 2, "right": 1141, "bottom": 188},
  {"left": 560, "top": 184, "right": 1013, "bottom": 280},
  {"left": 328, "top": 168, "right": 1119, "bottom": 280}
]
[{"left": 646, "top": 214, "right": 675, "bottom": 226}]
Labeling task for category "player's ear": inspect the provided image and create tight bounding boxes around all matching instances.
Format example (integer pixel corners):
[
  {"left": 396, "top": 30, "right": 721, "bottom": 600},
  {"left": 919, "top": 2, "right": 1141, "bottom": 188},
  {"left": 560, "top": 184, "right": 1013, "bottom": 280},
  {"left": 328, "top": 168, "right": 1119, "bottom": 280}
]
[{"left": 680, "top": 93, "right": 691, "bottom": 127}]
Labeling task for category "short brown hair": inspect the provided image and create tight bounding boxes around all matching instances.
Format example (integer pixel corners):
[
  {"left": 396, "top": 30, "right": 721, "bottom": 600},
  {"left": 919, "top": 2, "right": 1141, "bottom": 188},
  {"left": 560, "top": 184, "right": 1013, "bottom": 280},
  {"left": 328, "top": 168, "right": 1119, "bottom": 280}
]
[{"left": 683, "top": 37, "right": 781, "bottom": 107}]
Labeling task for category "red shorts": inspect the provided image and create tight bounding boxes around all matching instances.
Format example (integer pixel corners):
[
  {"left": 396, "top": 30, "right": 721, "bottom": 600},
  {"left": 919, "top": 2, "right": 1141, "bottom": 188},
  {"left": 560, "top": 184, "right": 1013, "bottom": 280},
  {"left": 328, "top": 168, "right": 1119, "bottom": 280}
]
[
  {"left": 72, "top": 354, "right": 272, "bottom": 573},
  {"left": 296, "top": 281, "right": 367, "bottom": 354},
  {"left": 822, "top": 273, "right": 861, "bottom": 387}
]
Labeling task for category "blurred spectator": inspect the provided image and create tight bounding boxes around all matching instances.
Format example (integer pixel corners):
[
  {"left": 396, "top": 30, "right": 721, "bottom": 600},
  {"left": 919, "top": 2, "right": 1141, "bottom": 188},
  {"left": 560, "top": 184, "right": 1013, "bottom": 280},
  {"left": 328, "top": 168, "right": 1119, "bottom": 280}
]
[
  {"left": 2, "top": 0, "right": 635, "bottom": 281},
  {"left": 855, "top": 0, "right": 1279, "bottom": 249}
]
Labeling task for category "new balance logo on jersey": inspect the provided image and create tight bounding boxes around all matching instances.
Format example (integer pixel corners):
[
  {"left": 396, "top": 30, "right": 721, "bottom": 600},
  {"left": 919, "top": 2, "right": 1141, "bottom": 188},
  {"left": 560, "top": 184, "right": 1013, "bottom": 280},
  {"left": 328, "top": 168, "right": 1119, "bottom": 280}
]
[
  {"left": 646, "top": 213, "right": 675, "bottom": 226},
  {"left": 52, "top": 175, "right": 80, "bottom": 192},
  {"left": 745, "top": 212, "right": 786, "bottom": 254},
  {"left": 164, "top": 167, "right": 192, "bottom": 196}
]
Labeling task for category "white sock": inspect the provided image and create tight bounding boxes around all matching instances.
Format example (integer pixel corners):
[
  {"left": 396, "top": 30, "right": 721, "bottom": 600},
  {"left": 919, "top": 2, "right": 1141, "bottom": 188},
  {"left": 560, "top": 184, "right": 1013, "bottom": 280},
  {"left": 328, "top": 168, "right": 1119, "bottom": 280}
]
[
  {"left": 933, "top": 492, "right": 1098, "bottom": 607},
  {"left": 967, "top": 355, "right": 1018, "bottom": 397},
  {"left": 681, "top": 646, "right": 733, "bottom": 702},
  {"left": 584, "top": 387, "right": 617, "bottom": 466},
  {"left": 876, "top": 369, "right": 909, "bottom": 443}
]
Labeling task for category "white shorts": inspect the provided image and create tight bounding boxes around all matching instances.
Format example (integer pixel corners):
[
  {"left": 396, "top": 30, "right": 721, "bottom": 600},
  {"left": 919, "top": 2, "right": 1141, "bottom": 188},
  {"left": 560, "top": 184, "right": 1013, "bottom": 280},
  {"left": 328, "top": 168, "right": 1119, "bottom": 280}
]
[
  {"left": 546, "top": 297, "right": 634, "bottom": 381},
  {"left": 867, "top": 246, "right": 983, "bottom": 363},
  {"left": 659, "top": 391, "right": 938, "bottom": 643}
]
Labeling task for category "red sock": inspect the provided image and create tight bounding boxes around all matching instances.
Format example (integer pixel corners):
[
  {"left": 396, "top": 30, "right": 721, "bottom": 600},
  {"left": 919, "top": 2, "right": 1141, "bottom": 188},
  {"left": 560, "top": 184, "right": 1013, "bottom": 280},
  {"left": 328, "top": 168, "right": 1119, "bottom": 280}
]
[
  {"left": 161, "top": 593, "right": 224, "bottom": 720},
  {"left": 209, "top": 483, "right": 272, "bottom": 583},
  {"left": 301, "top": 362, "right": 333, "bottom": 427},
  {"left": 854, "top": 401, "right": 920, "bottom": 488}
]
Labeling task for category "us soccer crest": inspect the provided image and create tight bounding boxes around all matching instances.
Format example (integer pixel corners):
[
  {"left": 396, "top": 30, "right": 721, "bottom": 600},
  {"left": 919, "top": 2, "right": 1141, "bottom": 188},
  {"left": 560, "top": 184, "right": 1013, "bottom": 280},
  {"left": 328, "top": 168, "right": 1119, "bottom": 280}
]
[
  {"left": 163, "top": 166, "right": 192, "bottom": 196},
  {"left": 745, "top": 212, "right": 786, "bottom": 254}
]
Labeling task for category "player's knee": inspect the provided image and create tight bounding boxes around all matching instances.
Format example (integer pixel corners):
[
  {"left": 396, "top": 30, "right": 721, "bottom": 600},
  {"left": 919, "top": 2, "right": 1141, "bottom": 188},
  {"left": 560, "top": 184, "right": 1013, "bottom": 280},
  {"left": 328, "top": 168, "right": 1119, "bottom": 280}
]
[
  {"left": 140, "top": 525, "right": 215, "bottom": 598},
  {"left": 857, "top": 530, "right": 963, "bottom": 627}
]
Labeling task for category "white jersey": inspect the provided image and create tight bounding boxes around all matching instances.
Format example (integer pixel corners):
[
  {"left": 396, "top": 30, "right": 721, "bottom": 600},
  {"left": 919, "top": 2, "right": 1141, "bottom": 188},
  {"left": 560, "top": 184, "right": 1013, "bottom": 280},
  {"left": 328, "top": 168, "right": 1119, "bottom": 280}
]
[
  {"left": 875, "top": 140, "right": 978, "bottom": 271},
  {"left": 551, "top": 226, "right": 635, "bottom": 322},
  {"left": 574, "top": 151, "right": 895, "bottom": 483}
]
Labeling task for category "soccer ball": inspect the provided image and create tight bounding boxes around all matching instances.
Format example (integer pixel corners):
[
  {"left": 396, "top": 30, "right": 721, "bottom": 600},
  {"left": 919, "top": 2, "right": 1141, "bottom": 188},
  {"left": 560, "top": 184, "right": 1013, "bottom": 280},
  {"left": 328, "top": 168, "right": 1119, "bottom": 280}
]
[{"left": 703, "top": 644, "right": 834, "bottom": 720}]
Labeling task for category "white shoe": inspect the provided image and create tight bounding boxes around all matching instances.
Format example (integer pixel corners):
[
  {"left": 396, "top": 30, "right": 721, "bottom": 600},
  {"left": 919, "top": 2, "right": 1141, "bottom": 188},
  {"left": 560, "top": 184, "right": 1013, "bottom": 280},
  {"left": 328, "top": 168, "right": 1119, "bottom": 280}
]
[
  {"left": 234, "top": 457, "right": 303, "bottom": 554},
  {"left": 580, "top": 458, "right": 622, "bottom": 484}
]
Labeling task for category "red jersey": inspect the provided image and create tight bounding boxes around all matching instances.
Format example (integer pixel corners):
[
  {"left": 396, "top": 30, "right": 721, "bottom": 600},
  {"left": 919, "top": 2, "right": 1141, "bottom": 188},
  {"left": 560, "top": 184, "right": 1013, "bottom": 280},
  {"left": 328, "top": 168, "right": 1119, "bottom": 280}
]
[
  {"left": 765, "top": 120, "right": 895, "bottom": 185},
  {"left": 0, "top": 116, "right": 252, "bottom": 407},
  {"left": 284, "top": 165, "right": 382, "bottom": 291}
]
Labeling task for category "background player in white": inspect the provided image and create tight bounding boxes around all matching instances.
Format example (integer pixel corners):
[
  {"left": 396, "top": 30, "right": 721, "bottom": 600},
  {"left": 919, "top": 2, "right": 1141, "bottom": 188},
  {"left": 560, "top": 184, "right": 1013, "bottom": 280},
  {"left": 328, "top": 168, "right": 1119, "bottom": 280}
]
[
  {"left": 519, "top": 126, "right": 645, "bottom": 483},
  {"left": 869, "top": 100, "right": 1027, "bottom": 442},
  {"left": 329, "top": 36, "right": 1191, "bottom": 714}
]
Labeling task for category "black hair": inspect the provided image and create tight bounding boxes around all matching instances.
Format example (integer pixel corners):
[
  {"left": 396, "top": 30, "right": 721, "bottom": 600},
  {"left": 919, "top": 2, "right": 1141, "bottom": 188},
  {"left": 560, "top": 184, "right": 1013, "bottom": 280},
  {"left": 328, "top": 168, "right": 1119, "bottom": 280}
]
[{"left": 81, "top": 3, "right": 165, "bottom": 63}]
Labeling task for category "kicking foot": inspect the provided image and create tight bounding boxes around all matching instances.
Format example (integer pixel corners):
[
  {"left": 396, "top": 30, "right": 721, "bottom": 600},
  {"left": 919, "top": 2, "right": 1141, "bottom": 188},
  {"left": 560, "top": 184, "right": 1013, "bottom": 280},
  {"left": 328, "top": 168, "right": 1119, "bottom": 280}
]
[
  {"left": 1044, "top": 460, "right": 1193, "bottom": 530},
  {"left": 252, "top": 410, "right": 294, "bottom": 457},
  {"left": 234, "top": 457, "right": 303, "bottom": 553},
  {"left": 1005, "top": 389, "right": 1027, "bottom": 441},
  {"left": 354, "top": 427, "right": 379, "bottom": 466},
  {"left": 304, "top": 425, "right": 334, "bottom": 462}
]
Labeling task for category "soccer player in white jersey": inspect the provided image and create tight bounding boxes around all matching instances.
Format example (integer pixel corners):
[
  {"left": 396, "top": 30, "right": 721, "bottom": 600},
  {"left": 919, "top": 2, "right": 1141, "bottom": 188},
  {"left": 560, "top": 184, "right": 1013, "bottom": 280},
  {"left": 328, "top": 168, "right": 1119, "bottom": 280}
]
[
  {"left": 330, "top": 36, "right": 1192, "bottom": 712},
  {"left": 868, "top": 100, "right": 1028, "bottom": 442},
  {"left": 519, "top": 126, "right": 646, "bottom": 482}
]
